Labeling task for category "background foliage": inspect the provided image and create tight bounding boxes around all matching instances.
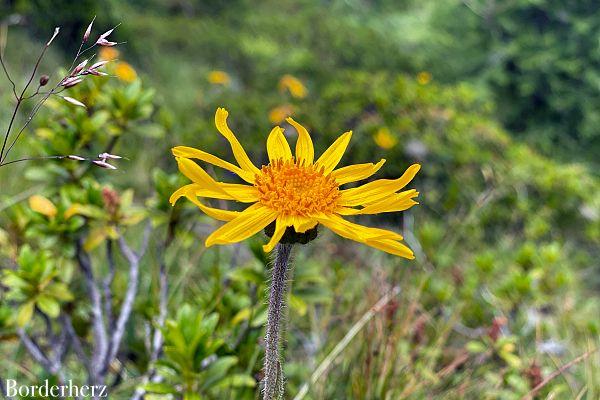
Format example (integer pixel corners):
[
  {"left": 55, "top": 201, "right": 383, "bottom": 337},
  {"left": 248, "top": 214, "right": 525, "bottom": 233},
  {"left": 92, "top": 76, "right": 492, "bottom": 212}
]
[{"left": 0, "top": 0, "right": 598, "bottom": 399}]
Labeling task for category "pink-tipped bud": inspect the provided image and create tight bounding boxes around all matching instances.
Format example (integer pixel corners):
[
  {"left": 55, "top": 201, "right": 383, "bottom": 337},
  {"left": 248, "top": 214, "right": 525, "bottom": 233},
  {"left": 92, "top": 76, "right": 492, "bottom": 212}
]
[
  {"left": 46, "top": 27, "right": 60, "bottom": 46},
  {"left": 99, "top": 153, "right": 122, "bottom": 160},
  {"left": 96, "top": 38, "right": 118, "bottom": 47},
  {"left": 90, "top": 60, "right": 109, "bottom": 70},
  {"left": 39, "top": 75, "right": 50, "bottom": 86},
  {"left": 84, "top": 69, "right": 108, "bottom": 76},
  {"left": 83, "top": 16, "right": 95, "bottom": 43},
  {"left": 68, "top": 155, "right": 86, "bottom": 161},
  {"left": 62, "top": 77, "right": 84, "bottom": 88},
  {"left": 99, "top": 27, "right": 115, "bottom": 40},
  {"left": 72, "top": 59, "right": 89, "bottom": 75},
  {"left": 93, "top": 160, "right": 118, "bottom": 170}
]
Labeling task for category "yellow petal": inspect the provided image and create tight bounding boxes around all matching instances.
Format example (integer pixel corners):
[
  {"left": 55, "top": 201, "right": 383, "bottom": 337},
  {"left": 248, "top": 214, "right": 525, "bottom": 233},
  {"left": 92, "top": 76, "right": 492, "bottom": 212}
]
[
  {"left": 185, "top": 194, "right": 259, "bottom": 222},
  {"left": 337, "top": 190, "right": 419, "bottom": 215},
  {"left": 29, "top": 195, "right": 57, "bottom": 218},
  {"left": 266, "top": 126, "right": 292, "bottom": 161},
  {"left": 315, "top": 131, "right": 352, "bottom": 174},
  {"left": 365, "top": 237, "right": 415, "bottom": 259},
  {"left": 331, "top": 159, "right": 386, "bottom": 185},
  {"left": 214, "top": 108, "right": 260, "bottom": 175},
  {"left": 286, "top": 117, "right": 314, "bottom": 165},
  {"left": 176, "top": 158, "right": 229, "bottom": 195},
  {"left": 170, "top": 184, "right": 197, "bottom": 205},
  {"left": 218, "top": 183, "right": 259, "bottom": 203},
  {"left": 172, "top": 146, "right": 255, "bottom": 184},
  {"left": 315, "top": 213, "right": 403, "bottom": 242},
  {"left": 339, "top": 164, "right": 420, "bottom": 207},
  {"left": 293, "top": 216, "right": 318, "bottom": 233},
  {"left": 205, "top": 206, "right": 278, "bottom": 247},
  {"left": 263, "top": 216, "right": 288, "bottom": 252},
  {"left": 175, "top": 159, "right": 257, "bottom": 202}
]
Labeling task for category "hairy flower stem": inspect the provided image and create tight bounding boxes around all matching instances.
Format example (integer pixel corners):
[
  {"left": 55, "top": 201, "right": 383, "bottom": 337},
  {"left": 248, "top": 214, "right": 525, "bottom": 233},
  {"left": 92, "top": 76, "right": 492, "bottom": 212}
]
[{"left": 263, "top": 243, "right": 293, "bottom": 400}]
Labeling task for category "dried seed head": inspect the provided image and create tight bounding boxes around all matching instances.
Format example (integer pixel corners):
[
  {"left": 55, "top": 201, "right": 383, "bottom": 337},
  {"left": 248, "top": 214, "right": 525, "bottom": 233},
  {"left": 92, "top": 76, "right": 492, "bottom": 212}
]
[
  {"left": 83, "top": 16, "right": 95, "bottom": 43},
  {"left": 39, "top": 75, "right": 50, "bottom": 86}
]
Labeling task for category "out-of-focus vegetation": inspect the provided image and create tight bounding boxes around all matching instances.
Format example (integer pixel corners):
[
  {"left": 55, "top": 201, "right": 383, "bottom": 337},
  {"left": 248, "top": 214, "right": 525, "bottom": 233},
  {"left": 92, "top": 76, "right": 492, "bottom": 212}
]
[{"left": 0, "top": 1, "right": 598, "bottom": 399}]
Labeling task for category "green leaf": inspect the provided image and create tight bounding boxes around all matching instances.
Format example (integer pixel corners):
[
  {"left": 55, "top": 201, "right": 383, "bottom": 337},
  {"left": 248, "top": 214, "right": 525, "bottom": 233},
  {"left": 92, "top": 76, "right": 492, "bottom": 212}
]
[
  {"left": 141, "top": 383, "right": 178, "bottom": 395},
  {"left": 214, "top": 374, "right": 256, "bottom": 389},
  {"left": 16, "top": 301, "right": 35, "bottom": 327},
  {"left": 37, "top": 295, "right": 60, "bottom": 318}
]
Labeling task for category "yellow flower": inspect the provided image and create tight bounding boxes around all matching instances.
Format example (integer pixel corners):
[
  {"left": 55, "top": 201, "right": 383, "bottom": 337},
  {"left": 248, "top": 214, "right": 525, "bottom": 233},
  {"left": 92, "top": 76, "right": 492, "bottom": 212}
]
[
  {"left": 171, "top": 108, "right": 420, "bottom": 258},
  {"left": 373, "top": 127, "right": 398, "bottom": 150},
  {"left": 29, "top": 195, "right": 57, "bottom": 218},
  {"left": 208, "top": 70, "right": 231, "bottom": 86},
  {"left": 268, "top": 104, "right": 294, "bottom": 124},
  {"left": 114, "top": 62, "right": 137, "bottom": 83},
  {"left": 417, "top": 71, "right": 432, "bottom": 85},
  {"left": 99, "top": 47, "right": 120, "bottom": 61},
  {"left": 279, "top": 75, "right": 307, "bottom": 99}
]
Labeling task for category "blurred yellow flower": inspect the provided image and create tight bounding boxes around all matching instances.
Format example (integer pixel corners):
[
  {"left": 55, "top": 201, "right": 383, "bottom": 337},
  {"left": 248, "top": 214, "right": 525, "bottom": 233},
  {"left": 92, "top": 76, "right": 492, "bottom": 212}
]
[
  {"left": 29, "top": 195, "right": 57, "bottom": 218},
  {"left": 268, "top": 104, "right": 294, "bottom": 124},
  {"left": 114, "top": 62, "right": 137, "bottom": 83},
  {"left": 99, "top": 47, "right": 120, "bottom": 61},
  {"left": 417, "top": 71, "right": 432, "bottom": 85},
  {"left": 373, "top": 127, "right": 398, "bottom": 149},
  {"left": 279, "top": 74, "right": 307, "bottom": 98},
  {"left": 208, "top": 70, "right": 231, "bottom": 86},
  {"left": 170, "top": 108, "right": 420, "bottom": 258}
]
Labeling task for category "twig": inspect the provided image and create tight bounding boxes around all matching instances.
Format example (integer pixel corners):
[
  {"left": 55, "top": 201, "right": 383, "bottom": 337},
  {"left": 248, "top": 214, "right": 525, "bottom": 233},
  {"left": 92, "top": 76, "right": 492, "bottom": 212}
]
[
  {"left": 17, "top": 328, "right": 55, "bottom": 373},
  {"left": 102, "top": 223, "right": 151, "bottom": 379},
  {"left": 0, "top": 27, "right": 54, "bottom": 161},
  {"left": 521, "top": 348, "right": 598, "bottom": 400},
  {"left": 293, "top": 286, "right": 402, "bottom": 400},
  {"left": 130, "top": 214, "right": 175, "bottom": 400},
  {"left": 104, "top": 240, "right": 116, "bottom": 332},
  {"left": 0, "top": 23, "right": 17, "bottom": 98},
  {"left": 76, "top": 238, "right": 108, "bottom": 384},
  {"left": 60, "top": 314, "right": 91, "bottom": 373}
]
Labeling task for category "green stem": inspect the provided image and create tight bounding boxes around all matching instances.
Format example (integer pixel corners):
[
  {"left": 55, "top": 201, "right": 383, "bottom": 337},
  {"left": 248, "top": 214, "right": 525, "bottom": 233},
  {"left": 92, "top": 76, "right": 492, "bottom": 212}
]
[{"left": 263, "top": 243, "right": 293, "bottom": 400}]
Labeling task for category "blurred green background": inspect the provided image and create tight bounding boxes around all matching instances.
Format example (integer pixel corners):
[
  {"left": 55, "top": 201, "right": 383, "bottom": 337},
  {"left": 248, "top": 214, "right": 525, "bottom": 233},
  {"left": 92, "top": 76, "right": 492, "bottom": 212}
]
[{"left": 0, "top": 0, "right": 598, "bottom": 399}]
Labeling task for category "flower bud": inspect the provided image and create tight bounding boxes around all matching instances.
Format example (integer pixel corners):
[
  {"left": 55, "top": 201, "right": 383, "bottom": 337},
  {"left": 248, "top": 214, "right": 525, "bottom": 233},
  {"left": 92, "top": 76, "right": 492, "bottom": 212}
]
[{"left": 39, "top": 75, "right": 50, "bottom": 86}]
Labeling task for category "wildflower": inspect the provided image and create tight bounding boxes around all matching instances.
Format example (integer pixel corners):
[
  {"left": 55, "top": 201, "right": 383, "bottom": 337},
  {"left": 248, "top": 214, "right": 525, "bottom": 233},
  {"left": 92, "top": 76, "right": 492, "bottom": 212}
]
[
  {"left": 171, "top": 108, "right": 420, "bottom": 258},
  {"left": 268, "top": 104, "right": 293, "bottom": 124},
  {"left": 29, "top": 195, "right": 57, "bottom": 218},
  {"left": 278, "top": 74, "right": 307, "bottom": 99},
  {"left": 99, "top": 47, "right": 119, "bottom": 61},
  {"left": 207, "top": 70, "right": 231, "bottom": 86},
  {"left": 373, "top": 127, "right": 398, "bottom": 150},
  {"left": 417, "top": 71, "right": 432, "bottom": 85},
  {"left": 114, "top": 62, "right": 137, "bottom": 82}
]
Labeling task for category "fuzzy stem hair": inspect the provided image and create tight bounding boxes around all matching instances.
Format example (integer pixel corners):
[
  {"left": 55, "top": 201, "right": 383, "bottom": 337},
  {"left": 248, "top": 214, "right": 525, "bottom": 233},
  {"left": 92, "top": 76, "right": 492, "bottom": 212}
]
[{"left": 263, "top": 243, "right": 293, "bottom": 400}]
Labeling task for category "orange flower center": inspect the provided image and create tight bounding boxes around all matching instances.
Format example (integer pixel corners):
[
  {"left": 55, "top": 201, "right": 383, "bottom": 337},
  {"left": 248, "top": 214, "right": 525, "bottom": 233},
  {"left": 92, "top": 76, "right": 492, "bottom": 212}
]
[{"left": 255, "top": 158, "right": 340, "bottom": 216}]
